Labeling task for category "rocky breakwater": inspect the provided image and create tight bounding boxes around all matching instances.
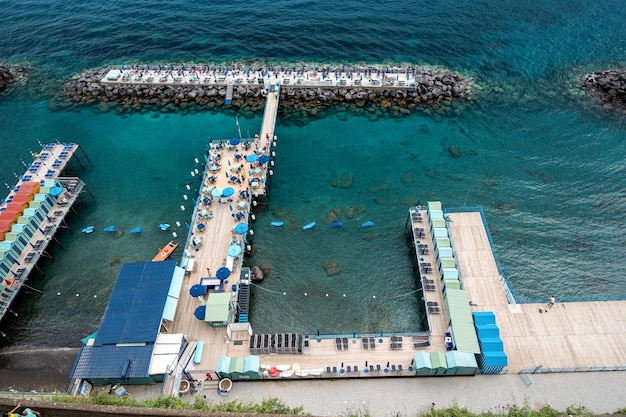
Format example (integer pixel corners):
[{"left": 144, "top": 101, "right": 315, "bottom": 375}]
[
  {"left": 58, "top": 66, "right": 472, "bottom": 119},
  {"left": 583, "top": 69, "right": 626, "bottom": 113}
]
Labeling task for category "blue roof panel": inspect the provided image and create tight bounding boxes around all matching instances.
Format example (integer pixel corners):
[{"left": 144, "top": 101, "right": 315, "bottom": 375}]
[
  {"left": 71, "top": 344, "right": 154, "bottom": 380},
  {"left": 94, "top": 261, "right": 177, "bottom": 346}
]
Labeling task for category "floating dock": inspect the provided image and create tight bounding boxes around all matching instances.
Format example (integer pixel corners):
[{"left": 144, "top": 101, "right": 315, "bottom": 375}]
[{"left": 0, "top": 143, "right": 89, "bottom": 327}]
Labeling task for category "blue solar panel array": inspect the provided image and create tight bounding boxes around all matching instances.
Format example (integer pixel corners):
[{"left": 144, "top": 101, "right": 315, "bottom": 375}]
[
  {"left": 94, "top": 261, "right": 177, "bottom": 346},
  {"left": 70, "top": 261, "right": 178, "bottom": 382},
  {"left": 71, "top": 344, "right": 155, "bottom": 381}
]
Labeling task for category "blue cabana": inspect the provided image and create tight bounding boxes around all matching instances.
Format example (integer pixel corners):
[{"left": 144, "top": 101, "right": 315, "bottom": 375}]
[
  {"left": 244, "top": 355, "right": 261, "bottom": 379},
  {"left": 216, "top": 356, "right": 231, "bottom": 379}
]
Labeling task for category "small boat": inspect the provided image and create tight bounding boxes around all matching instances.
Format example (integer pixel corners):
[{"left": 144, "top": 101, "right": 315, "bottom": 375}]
[
  {"left": 159, "top": 223, "right": 170, "bottom": 231},
  {"left": 130, "top": 227, "right": 143, "bottom": 234},
  {"left": 153, "top": 241, "right": 178, "bottom": 262},
  {"left": 82, "top": 226, "right": 94, "bottom": 234},
  {"left": 271, "top": 221, "right": 284, "bottom": 227},
  {"left": 103, "top": 225, "right": 117, "bottom": 232},
  {"left": 362, "top": 221, "right": 375, "bottom": 228},
  {"left": 303, "top": 222, "right": 316, "bottom": 230},
  {"left": 330, "top": 221, "right": 343, "bottom": 228}
]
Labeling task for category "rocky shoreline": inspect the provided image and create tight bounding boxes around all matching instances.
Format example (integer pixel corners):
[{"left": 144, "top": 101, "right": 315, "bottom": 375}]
[
  {"left": 583, "top": 69, "right": 626, "bottom": 111},
  {"left": 57, "top": 65, "right": 472, "bottom": 119}
]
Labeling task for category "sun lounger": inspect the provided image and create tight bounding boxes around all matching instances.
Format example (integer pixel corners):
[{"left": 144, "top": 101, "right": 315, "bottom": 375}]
[{"left": 342, "top": 337, "right": 348, "bottom": 350}]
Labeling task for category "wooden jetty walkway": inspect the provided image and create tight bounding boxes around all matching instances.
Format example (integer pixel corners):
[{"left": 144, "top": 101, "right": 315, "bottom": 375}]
[
  {"left": 0, "top": 143, "right": 90, "bottom": 326},
  {"left": 446, "top": 211, "right": 626, "bottom": 373}
]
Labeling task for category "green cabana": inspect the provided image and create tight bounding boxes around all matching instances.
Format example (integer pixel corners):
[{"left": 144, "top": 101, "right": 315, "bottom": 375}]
[
  {"left": 444, "top": 279, "right": 461, "bottom": 290},
  {"left": 429, "top": 351, "right": 448, "bottom": 376},
  {"left": 427, "top": 201, "right": 442, "bottom": 211},
  {"left": 430, "top": 352, "right": 448, "bottom": 375},
  {"left": 229, "top": 356, "right": 245, "bottom": 380},
  {"left": 445, "top": 351, "right": 478, "bottom": 375},
  {"left": 216, "top": 356, "right": 231, "bottom": 379},
  {"left": 205, "top": 292, "right": 232, "bottom": 328},
  {"left": 431, "top": 218, "right": 446, "bottom": 228},
  {"left": 435, "top": 237, "right": 451, "bottom": 250},
  {"left": 244, "top": 355, "right": 261, "bottom": 379},
  {"left": 439, "top": 257, "right": 456, "bottom": 269},
  {"left": 433, "top": 227, "right": 448, "bottom": 238},
  {"left": 413, "top": 351, "right": 432, "bottom": 376}
]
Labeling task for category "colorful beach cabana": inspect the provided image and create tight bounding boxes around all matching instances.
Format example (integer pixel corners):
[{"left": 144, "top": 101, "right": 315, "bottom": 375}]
[
  {"left": 445, "top": 351, "right": 478, "bottom": 375},
  {"left": 229, "top": 356, "right": 245, "bottom": 380},
  {"left": 216, "top": 356, "right": 231, "bottom": 379},
  {"left": 429, "top": 351, "right": 448, "bottom": 376},
  {"left": 204, "top": 292, "right": 232, "bottom": 328},
  {"left": 244, "top": 355, "right": 261, "bottom": 379},
  {"left": 413, "top": 351, "right": 432, "bottom": 376}
]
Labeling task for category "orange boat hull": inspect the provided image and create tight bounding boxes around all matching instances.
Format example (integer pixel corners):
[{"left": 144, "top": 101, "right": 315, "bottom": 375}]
[{"left": 153, "top": 241, "right": 178, "bottom": 262}]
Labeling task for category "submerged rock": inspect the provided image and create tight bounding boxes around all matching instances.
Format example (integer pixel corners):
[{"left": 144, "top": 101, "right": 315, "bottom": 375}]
[
  {"left": 331, "top": 172, "right": 354, "bottom": 189},
  {"left": 323, "top": 261, "right": 340, "bottom": 276}
]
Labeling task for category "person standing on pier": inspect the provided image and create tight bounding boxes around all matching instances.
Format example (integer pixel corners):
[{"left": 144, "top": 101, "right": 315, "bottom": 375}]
[{"left": 548, "top": 295, "right": 556, "bottom": 307}]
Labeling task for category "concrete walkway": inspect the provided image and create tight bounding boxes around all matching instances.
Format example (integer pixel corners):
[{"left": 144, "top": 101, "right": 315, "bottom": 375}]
[{"left": 191, "top": 372, "right": 626, "bottom": 416}]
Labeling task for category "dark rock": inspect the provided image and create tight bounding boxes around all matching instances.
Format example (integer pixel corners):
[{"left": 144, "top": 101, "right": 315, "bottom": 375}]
[{"left": 323, "top": 261, "right": 340, "bottom": 276}]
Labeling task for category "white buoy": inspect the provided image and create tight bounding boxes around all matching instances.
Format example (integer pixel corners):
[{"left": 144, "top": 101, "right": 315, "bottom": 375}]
[
  {"left": 191, "top": 171, "right": 195, "bottom": 177},
  {"left": 249, "top": 229, "right": 254, "bottom": 235},
  {"left": 186, "top": 184, "right": 191, "bottom": 190},
  {"left": 176, "top": 221, "right": 181, "bottom": 227},
  {"left": 325, "top": 293, "right": 329, "bottom": 297},
  {"left": 251, "top": 214, "right": 256, "bottom": 220},
  {"left": 194, "top": 168, "right": 199, "bottom": 174},
  {"left": 270, "top": 161, "right": 275, "bottom": 166},
  {"left": 194, "top": 158, "right": 199, "bottom": 164},
  {"left": 183, "top": 195, "right": 188, "bottom": 200},
  {"left": 283, "top": 292, "right": 286, "bottom": 295},
  {"left": 57, "top": 292, "right": 61, "bottom": 296},
  {"left": 76, "top": 293, "right": 79, "bottom": 297},
  {"left": 94, "top": 295, "right": 97, "bottom": 298},
  {"left": 181, "top": 205, "right": 185, "bottom": 211},
  {"left": 172, "top": 232, "right": 177, "bottom": 238},
  {"left": 304, "top": 293, "right": 308, "bottom": 296},
  {"left": 269, "top": 170, "right": 274, "bottom": 176}
]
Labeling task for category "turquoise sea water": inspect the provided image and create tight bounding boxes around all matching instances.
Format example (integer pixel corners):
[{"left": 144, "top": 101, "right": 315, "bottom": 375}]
[{"left": 0, "top": 0, "right": 625, "bottom": 349}]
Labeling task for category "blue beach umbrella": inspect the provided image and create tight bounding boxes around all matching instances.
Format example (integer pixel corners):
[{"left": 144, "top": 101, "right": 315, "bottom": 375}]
[
  {"left": 189, "top": 284, "right": 207, "bottom": 297},
  {"left": 211, "top": 188, "right": 223, "bottom": 198},
  {"left": 222, "top": 187, "right": 235, "bottom": 197},
  {"left": 234, "top": 223, "right": 248, "bottom": 234},
  {"left": 246, "top": 154, "right": 257, "bottom": 163},
  {"left": 258, "top": 155, "right": 270, "bottom": 164},
  {"left": 229, "top": 137, "right": 241, "bottom": 146},
  {"left": 194, "top": 305, "right": 206, "bottom": 321},
  {"left": 228, "top": 244, "right": 242, "bottom": 257},
  {"left": 216, "top": 267, "right": 231, "bottom": 280},
  {"left": 50, "top": 186, "right": 63, "bottom": 197}
]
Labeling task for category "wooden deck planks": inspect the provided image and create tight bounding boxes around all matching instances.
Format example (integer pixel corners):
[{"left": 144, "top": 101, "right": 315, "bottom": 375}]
[{"left": 448, "top": 211, "right": 626, "bottom": 372}]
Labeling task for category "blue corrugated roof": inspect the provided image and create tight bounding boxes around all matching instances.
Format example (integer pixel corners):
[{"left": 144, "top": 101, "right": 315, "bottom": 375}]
[
  {"left": 71, "top": 344, "right": 154, "bottom": 380},
  {"left": 94, "top": 261, "right": 177, "bottom": 346}
]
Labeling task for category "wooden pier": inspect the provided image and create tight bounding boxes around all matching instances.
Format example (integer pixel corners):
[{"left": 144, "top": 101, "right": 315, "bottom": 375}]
[
  {"left": 0, "top": 143, "right": 89, "bottom": 324},
  {"left": 446, "top": 211, "right": 626, "bottom": 373}
]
